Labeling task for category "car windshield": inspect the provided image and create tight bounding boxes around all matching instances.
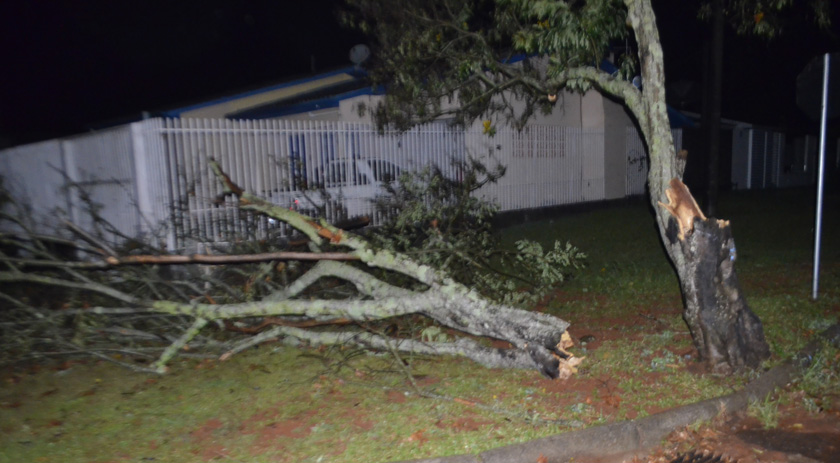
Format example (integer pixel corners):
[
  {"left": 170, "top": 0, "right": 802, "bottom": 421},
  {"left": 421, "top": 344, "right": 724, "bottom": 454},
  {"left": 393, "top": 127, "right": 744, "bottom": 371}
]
[
  {"left": 367, "top": 160, "right": 401, "bottom": 183},
  {"left": 319, "top": 161, "right": 365, "bottom": 186}
]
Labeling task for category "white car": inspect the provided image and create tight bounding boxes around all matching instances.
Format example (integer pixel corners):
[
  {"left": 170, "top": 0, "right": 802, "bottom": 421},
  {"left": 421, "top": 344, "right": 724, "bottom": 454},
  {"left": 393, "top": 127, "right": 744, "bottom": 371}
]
[{"left": 285, "top": 158, "right": 405, "bottom": 221}]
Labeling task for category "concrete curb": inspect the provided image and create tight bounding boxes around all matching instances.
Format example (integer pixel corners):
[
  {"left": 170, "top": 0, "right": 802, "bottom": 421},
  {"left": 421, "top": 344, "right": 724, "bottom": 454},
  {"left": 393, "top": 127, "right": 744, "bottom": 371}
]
[{"left": 392, "top": 324, "right": 840, "bottom": 463}]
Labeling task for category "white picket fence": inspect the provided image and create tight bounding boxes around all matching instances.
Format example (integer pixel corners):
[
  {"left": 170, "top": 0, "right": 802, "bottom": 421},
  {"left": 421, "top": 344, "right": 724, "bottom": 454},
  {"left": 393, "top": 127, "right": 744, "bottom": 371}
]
[{"left": 0, "top": 117, "right": 680, "bottom": 251}]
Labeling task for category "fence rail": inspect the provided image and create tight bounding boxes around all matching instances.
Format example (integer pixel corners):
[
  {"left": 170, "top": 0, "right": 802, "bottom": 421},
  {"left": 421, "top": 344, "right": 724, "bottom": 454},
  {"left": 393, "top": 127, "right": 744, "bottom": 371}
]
[{"left": 1, "top": 117, "right": 679, "bottom": 251}]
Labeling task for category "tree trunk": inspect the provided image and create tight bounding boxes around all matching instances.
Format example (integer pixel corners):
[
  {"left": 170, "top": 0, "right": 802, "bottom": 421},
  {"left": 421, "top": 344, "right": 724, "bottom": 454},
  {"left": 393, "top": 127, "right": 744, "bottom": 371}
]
[
  {"left": 659, "top": 179, "right": 770, "bottom": 373},
  {"left": 705, "top": 0, "right": 724, "bottom": 216},
  {"left": 625, "top": 0, "right": 770, "bottom": 373}
]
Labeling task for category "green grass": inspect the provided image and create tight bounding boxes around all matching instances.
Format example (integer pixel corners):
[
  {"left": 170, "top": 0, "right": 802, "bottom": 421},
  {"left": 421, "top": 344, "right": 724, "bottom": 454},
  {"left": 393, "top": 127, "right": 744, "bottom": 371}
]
[
  {"left": 748, "top": 393, "right": 781, "bottom": 429},
  {"left": 1, "top": 187, "right": 838, "bottom": 463},
  {"left": 502, "top": 188, "right": 840, "bottom": 346}
]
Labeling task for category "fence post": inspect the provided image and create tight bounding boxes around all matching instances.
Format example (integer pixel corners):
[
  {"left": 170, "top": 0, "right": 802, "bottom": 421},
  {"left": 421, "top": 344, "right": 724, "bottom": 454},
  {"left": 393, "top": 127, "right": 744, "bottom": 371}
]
[
  {"left": 130, "top": 120, "right": 157, "bottom": 248},
  {"left": 57, "top": 138, "right": 76, "bottom": 230},
  {"left": 60, "top": 138, "right": 83, "bottom": 233}
]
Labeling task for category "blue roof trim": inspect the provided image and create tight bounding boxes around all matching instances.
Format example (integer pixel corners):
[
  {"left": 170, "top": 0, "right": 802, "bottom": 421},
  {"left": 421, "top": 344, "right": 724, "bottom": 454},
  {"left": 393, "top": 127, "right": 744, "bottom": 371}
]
[
  {"left": 161, "top": 66, "right": 368, "bottom": 117},
  {"left": 234, "top": 85, "right": 385, "bottom": 120},
  {"left": 667, "top": 107, "right": 695, "bottom": 129},
  {"left": 598, "top": 58, "right": 620, "bottom": 75},
  {"left": 502, "top": 53, "right": 528, "bottom": 64}
]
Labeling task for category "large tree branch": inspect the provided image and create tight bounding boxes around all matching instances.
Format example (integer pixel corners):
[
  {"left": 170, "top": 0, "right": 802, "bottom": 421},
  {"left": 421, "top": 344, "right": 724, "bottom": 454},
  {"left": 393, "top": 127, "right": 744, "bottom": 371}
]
[
  {"left": 542, "top": 65, "right": 644, "bottom": 120},
  {"left": 260, "top": 325, "right": 548, "bottom": 372},
  {"left": 149, "top": 293, "right": 444, "bottom": 321},
  {"left": 267, "top": 260, "right": 413, "bottom": 302},
  {"left": 1, "top": 158, "right": 573, "bottom": 378},
  {"left": 0, "top": 266, "right": 426, "bottom": 325},
  {"left": 625, "top": 0, "right": 677, "bottom": 193},
  {"left": 215, "top": 177, "right": 454, "bottom": 288}
]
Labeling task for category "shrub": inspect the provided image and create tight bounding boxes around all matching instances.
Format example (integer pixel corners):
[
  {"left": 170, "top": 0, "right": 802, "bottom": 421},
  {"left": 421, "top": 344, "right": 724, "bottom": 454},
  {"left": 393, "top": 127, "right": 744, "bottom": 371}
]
[{"left": 369, "top": 158, "right": 585, "bottom": 307}]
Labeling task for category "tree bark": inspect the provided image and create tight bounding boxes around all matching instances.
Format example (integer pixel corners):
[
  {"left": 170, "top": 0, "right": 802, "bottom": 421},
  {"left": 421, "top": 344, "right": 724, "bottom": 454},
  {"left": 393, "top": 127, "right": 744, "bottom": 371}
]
[
  {"left": 659, "top": 179, "right": 770, "bottom": 372},
  {"left": 208, "top": 160, "right": 573, "bottom": 378},
  {"left": 0, "top": 228, "right": 573, "bottom": 377},
  {"left": 0, "top": 160, "right": 579, "bottom": 377},
  {"left": 625, "top": 0, "right": 770, "bottom": 372},
  {"left": 705, "top": 0, "right": 724, "bottom": 216}
]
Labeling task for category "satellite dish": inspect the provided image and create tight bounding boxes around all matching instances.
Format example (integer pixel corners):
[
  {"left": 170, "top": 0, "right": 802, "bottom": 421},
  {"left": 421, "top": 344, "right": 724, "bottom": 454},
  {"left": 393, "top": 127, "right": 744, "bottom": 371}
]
[{"left": 349, "top": 44, "right": 371, "bottom": 67}]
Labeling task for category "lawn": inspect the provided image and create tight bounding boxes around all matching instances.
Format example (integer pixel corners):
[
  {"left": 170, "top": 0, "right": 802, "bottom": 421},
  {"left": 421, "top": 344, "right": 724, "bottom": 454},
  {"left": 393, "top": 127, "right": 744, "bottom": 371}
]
[{"left": 1, "top": 187, "right": 838, "bottom": 463}]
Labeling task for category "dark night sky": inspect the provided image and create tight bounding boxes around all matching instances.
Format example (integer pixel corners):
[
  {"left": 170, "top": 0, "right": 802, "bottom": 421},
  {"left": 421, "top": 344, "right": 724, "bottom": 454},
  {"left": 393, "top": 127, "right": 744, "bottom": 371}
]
[
  {"left": 0, "top": 0, "right": 365, "bottom": 145},
  {"left": 1, "top": 1, "right": 839, "bottom": 146},
  {"left": 653, "top": 0, "right": 840, "bottom": 132}
]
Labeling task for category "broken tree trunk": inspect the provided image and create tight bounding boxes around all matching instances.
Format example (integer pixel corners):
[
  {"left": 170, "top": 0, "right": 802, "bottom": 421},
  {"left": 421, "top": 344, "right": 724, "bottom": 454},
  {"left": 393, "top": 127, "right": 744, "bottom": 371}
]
[
  {"left": 659, "top": 178, "right": 770, "bottom": 373},
  {"left": 622, "top": 0, "right": 769, "bottom": 374}
]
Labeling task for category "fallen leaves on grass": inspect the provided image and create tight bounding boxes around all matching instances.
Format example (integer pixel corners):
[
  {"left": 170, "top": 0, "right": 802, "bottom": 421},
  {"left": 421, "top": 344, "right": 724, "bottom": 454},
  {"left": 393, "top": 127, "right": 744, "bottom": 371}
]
[{"left": 405, "top": 429, "right": 428, "bottom": 446}]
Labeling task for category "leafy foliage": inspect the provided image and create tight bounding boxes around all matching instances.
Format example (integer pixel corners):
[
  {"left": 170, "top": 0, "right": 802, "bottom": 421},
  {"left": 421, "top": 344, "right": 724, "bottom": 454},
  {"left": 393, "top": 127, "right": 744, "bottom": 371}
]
[
  {"left": 697, "top": 0, "right": 830, "bottom": 38},
  {"left": 369, "top": 158, "right": 585, "bottom": 307},
  {"left": 341, "top": 0, "right": 629, "bottom": 130},
  {"left": 799, "top": 341, "right": 840, "bottom": 413}
]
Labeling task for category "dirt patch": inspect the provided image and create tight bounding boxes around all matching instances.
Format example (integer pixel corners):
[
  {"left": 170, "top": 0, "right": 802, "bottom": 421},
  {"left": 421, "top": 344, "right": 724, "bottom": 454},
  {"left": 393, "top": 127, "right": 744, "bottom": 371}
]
[
  {"left": 386, "top": 389, "right": 408, "bottom": 403},
  {"left": 435, "top": 412, "right": 494, "bottom": 433},
  {"left": 190, "top": 418, "right": 225, "bottom": 442},
  {"left": 639, "top": 405, "right": 840, "bottom": 463}
]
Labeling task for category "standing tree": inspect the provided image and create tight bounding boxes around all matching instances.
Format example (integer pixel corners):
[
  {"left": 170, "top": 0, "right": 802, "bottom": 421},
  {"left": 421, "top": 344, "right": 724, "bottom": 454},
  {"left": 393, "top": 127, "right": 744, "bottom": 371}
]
[{"left": 345, "top": 0, "right": 771, "bottom": 373}]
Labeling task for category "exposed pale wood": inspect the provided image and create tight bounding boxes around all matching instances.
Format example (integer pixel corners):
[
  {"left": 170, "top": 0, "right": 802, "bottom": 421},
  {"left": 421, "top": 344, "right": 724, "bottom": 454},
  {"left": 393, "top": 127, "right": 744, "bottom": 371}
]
[{"left": 658, "top": 177, "right": 707, "bottom": 241}]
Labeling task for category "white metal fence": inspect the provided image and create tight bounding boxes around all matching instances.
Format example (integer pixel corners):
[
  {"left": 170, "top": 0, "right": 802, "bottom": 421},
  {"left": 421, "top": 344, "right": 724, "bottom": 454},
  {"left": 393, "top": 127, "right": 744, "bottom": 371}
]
[
  {"left": 154, "top": 118, "right": 468, "bottom": 248},
  {"left": 731, "top": 126, "right": 789, "bottom": 190},
  {"left": 1, "top": 118, "right": 677, "bottom": 251}
]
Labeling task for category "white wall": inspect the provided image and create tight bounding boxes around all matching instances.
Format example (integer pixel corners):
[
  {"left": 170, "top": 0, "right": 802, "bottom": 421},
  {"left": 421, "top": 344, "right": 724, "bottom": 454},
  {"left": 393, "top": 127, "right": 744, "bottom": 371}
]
[
  {"left": 339, "top": 95, "right": 385, "bottom": 123},
  {"left": 602, "top": 95, "right": 635, "bottom": 200},
  {"left": 337, "top": 87, "right": 633, "bottom": 203},
  {"left": 0, "top": 140, "right": 72, "bottom": 236}
]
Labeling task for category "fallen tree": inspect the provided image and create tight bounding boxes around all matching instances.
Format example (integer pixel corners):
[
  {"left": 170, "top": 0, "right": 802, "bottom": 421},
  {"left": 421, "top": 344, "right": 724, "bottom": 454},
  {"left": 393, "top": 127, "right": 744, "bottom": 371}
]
[{"left": 0, "top": 161, "right": 578, "bottom": 378}]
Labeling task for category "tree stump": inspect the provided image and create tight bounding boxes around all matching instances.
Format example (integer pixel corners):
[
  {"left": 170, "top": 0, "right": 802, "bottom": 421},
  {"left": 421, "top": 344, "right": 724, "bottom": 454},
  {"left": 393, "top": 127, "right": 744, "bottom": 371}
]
[{"left": 660, "top": 178, "right": 770, "bottom": 373}]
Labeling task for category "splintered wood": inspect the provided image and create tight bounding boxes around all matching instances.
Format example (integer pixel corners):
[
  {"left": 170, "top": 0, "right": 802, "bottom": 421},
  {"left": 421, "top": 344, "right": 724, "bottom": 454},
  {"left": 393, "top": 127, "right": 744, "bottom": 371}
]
[{"left": 658, "top": 178, "right": 707, "bottom": 241}]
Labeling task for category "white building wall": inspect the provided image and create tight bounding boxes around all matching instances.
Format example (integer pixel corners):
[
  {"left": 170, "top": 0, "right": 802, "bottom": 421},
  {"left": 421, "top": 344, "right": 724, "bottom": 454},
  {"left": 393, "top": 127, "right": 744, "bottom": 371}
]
[
  {"left": 0, "top": 140, "right": 71, "bottom": 236},
  {"left": 731, "top": 125, "right": 792, "bottom": 190},
  {"left": 602, "top": 96, "right": 634, "bottom": 199},
  {"left": 731, "top": 124, "right": 753, "bottom": 190}
]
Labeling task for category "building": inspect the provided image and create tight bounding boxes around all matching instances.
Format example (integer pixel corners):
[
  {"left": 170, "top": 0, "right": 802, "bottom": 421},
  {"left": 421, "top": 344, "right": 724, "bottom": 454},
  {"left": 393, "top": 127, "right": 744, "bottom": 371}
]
[{"left": 0, "top": 61, "right": 688, "bottom": 250}]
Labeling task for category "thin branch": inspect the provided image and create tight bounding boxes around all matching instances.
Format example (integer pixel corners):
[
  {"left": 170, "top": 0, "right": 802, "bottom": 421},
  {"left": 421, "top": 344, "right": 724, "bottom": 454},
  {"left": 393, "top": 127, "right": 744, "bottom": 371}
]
[
  {"left": 63, "top": 220, "right": 116, "bottom": 256},
  {"left": 0, "top": 271, "right": 141, "bottom": 305},
  {"left": 53, "top": 339, "right": 162, "bottom": 374},
  {"left": 218, "top": 326, "right": 283, "bottom": 361},
  {"left": 152, "top": 317, "right": 209, "bottom": 373},
  {"left": 104, "top": 251, "right": 360, "bottom": 265},
  {"left": 3, "top": 250, "right": 359, "bottom": 271}
]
